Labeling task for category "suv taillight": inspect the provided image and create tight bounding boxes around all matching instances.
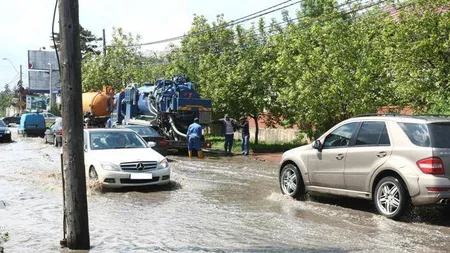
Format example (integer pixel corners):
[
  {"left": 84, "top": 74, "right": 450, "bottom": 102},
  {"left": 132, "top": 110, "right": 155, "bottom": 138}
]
[
  {"left": 417, "top": 157, "right": 445, "bottom": 174},
  {"left": 160, "top": 139, "right": 168, "bottom": 147},
  {"left": 58, "top": 129, "right": 63, "bottom": 135}
]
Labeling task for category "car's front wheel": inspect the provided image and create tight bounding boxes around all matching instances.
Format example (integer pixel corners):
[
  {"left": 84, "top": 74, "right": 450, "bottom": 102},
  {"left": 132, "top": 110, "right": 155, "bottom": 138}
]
[
  {"left": 280, "top": 163, "right": 306, "bottom": 200},
  {"left": 89, "top": 166, "right": 98, "bottom": 180},
  {"left": 374, "top": 176, "right": 410, "bottom": 219}
]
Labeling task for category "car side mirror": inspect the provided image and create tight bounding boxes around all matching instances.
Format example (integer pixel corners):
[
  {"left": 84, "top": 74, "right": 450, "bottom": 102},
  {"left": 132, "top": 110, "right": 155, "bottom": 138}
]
[
  {"left": 312, "top": 140, "right": 323, "bottom": 151},
  {"left": 148, "top": 141, "right": 156, "bottom": 148}
]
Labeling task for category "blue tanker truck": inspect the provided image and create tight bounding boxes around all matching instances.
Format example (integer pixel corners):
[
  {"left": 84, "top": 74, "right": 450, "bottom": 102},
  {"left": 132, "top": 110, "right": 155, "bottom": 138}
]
[{"left": 111, "top": 75, "right": 213, "bottom": 150}]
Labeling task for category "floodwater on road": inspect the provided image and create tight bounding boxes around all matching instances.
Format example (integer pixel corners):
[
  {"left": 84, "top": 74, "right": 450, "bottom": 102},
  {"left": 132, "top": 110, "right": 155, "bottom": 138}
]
[{"left": 1, "top": 134, "right": 450, "bottom": 252}]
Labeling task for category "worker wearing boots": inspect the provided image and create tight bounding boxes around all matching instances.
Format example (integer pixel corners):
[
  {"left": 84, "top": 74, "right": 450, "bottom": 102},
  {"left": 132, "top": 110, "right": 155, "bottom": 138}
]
[{"left": 187, "top": 118, "right": 203, "bottom": 158}]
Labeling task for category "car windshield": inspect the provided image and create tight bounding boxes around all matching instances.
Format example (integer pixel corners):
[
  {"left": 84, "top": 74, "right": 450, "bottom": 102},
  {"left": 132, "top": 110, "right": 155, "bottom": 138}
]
[
  {"left": 126, "top": 126, "right": 159, "bottom": 136},
  {"left": 89, "top": 131, "right": 147, "bottom": 150},
  {"left": 0, "top": 120, "right": 5, "bottom": 127}
]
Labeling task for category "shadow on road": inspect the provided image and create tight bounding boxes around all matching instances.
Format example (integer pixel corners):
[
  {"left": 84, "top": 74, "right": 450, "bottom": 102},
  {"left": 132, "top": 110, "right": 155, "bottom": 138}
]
[
  {"left": 100, "top": 180, "right": 182, "bottom": 194},
  {"left": 308, "top": 193, "right": 450, "bottom": 227}
]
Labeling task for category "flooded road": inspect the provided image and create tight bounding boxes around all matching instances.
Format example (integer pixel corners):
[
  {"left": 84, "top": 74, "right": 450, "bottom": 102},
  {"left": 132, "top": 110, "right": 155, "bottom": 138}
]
[{"left": 1, "top": 133, "right": 450, "bottom": 252}]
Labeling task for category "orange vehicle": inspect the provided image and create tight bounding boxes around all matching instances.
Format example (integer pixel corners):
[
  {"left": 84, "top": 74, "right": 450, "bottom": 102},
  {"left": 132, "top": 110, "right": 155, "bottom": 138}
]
[{"left": 82, "top": 86, "right": 115, "bottom": 127}]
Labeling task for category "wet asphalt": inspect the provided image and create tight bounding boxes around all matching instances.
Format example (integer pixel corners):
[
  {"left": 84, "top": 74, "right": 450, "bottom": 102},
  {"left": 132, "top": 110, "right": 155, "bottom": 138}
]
[{"left": 1, "top": 131, "right": 450, "bottom": 252}]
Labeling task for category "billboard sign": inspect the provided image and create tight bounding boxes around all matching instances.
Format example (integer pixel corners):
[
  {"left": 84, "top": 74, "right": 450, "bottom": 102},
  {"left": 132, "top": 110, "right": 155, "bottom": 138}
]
[
  {"left": 28, "top": 50, "right": 59, "bottom": 71},
  {"left": 26, "top": 95, "right": 47, "bottom": 110},
  {"left": 28, "top": 71, "right": 60, "bottom": 93},
  {"left": 27, "top": 50, "right": 60, "bottom": 93}
]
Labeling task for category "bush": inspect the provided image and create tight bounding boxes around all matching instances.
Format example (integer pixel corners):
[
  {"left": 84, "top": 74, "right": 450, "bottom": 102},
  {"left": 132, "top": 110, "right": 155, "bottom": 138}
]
[
  {"left": 49, "top": 104, "right": 61, "bottom": 116},
  {"left": 206, "top": 135, "right": 307, "bottom": 153}
]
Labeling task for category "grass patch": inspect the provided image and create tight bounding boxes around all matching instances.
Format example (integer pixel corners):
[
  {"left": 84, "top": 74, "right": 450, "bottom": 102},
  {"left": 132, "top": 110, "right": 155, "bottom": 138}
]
[
  {"left": 206, "top": 136, "right": 306, "bottom": 153},
  {"left": 0, "top": 232, "right": 9, "bottom": 243}
]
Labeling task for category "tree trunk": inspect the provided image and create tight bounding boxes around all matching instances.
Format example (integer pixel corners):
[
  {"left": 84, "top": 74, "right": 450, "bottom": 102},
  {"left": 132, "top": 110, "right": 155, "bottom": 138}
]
[
  {"left": 252, "top": 114, "right": 259, "bottom": 145},
  {"left": 59, "top": 0, "right": 90, "bottom": 249}
]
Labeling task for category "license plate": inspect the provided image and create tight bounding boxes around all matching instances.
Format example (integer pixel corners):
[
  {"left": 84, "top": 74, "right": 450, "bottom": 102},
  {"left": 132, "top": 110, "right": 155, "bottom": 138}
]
[{"left": 130, "top": 173, "right": 152, "bottom": 180}]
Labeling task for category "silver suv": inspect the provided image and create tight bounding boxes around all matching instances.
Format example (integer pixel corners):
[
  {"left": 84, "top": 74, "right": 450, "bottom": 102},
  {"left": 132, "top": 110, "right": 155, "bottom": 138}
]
[{"left": 279, "top": 115, "right": 450, "bottom": 219}]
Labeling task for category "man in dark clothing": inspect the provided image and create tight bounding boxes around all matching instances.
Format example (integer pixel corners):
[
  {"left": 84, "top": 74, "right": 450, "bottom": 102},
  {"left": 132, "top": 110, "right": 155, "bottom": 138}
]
[{"left": 239, "top": 117, "right": 250, "bottom": 155}]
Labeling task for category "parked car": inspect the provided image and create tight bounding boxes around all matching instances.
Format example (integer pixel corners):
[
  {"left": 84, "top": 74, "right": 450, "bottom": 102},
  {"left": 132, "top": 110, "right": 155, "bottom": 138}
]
[
  {"left": 279, "top": 114, "right": 450, "bottom": 219},
  {"left": 83, "top": 128, "right": 170, "bottom": 187},
  {"left": 0, "top": 120, "right": 12, "bottom": 142},
  {"left": 18, "top": 113, "right": 46, "bottom": 137},
  {"left": 1, "top": 113, "right": 21, "bottom": 125},
  {"left": 114, "top": 125, "right": 168, "bottom": 156},
  {"left": 44, "top": 118, "right": 63, "bottom": 147},
  {"left": 42, "top": 112, "right": 60, "bottom": 127}
]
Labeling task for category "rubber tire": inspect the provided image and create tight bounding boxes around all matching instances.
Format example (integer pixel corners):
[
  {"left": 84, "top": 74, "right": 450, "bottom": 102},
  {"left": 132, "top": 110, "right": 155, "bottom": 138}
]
[
  {"left": 374, "top": 176, "right": 410, "bottom": 220},
  {"left": 89, "top": 167, "right": 98, "bottom": 180},
  {"left": 280, "top": 163, "right": 306, "bottom": 200},
  {"left": 53, "top": 136, "right": 58, "bottom": 147}
]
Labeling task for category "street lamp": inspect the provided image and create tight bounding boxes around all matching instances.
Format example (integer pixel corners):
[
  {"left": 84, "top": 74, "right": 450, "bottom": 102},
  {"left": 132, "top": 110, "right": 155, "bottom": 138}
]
[{"left": 2, "top": 58, "right": 19, "bottom": 75}]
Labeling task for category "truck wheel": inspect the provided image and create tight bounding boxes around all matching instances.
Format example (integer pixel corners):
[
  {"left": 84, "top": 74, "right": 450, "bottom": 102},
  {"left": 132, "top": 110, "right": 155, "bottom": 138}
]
[
  {"left": 280, "top": 163, "right": 306, "bottom": 200},
  {"left": 374, "top": 176, "right": 410, "bottom": 219}
]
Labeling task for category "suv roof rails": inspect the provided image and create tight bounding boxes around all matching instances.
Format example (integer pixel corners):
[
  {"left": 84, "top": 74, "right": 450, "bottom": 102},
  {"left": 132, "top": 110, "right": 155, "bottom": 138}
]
[
  {"left": 352, "top": 113, "right": 422, "bottom": 118},
  {"left": 414, "top": 114, "right": 450, "bottom": 118},
  {"left": 352, "top": 113, "right": 450, "bottom": 120}
]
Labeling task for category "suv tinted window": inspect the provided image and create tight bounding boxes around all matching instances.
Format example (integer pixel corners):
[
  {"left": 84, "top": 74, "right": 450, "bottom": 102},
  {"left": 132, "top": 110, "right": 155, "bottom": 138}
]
[
  {"left": 356, "top": 122, "right": 390, "bottom": 146},
  {"left": 323, "top": 122, "right": 358, "bottom": 149},
  {"left": 398, "top": 123, "right": 430, "bottom": 147},
  {"left": 428, "top": 123, "right": 450, "bottom": 148}
]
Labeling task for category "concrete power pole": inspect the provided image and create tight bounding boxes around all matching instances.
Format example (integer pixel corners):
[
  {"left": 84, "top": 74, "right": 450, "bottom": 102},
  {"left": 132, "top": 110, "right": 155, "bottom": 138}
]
[{"left": 59, "top": 0, "right": 90, "bottom": 249}]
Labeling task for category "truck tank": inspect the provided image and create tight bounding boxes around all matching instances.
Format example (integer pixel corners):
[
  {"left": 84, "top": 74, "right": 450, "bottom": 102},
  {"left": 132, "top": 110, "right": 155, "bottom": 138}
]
[
  {"left": 112, "top": 75, "right": 213, "bottom": 149},
  {"left": 82, "top": 86, "right": 115, "bottom": 127}
]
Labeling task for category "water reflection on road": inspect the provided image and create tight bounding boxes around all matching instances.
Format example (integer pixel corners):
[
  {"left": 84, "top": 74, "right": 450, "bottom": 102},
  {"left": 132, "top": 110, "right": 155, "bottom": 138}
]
[{"left": 0, "top": 136, "right": 450, "bottom": 252}]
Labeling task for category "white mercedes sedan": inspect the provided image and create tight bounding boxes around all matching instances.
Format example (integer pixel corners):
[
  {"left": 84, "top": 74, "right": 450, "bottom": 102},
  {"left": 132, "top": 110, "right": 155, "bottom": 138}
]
[{"left": 83, "top": 128, "right": 170, "bottom": 187}]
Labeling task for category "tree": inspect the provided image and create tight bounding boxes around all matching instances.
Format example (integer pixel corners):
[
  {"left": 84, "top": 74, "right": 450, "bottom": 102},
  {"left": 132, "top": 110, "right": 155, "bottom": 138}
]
[
  {"left": 381, "top": 0, "right": 450, "bottom": 113},
  {"left": 82, "top": 28, "right": 143, "bottom": 91},
  {"left": 51, "top": 26, "right": 101, "bottom": 58}
]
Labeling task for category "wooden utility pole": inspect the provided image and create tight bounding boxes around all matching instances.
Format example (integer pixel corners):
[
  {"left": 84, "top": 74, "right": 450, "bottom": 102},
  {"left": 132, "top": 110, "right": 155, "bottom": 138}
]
[
  {"left": 59, "top": 0, "right": 90, "bottom": 249},
  {"left": 102, "top": 29, "right": 106, "bottom": 57}
]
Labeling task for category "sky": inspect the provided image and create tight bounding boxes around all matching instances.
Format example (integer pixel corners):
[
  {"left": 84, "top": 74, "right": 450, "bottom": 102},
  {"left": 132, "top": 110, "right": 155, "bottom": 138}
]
[{"left": 0, "top": 0, "right": 301, "bottom": 89}]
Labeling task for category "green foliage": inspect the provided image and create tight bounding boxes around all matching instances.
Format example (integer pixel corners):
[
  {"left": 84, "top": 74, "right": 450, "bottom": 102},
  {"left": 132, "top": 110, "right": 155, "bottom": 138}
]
[
  {"left": 80, "top": 0, "right": 450, "bottom": 140},
  {"left": 51, "top": 26, "right": 102, "bottom": 58},
  {"left": 49, "top": 104, "right": 61, "bottom": 116},
  {"left": 0, "top": 90, "right": 12, "bottom": 117}
]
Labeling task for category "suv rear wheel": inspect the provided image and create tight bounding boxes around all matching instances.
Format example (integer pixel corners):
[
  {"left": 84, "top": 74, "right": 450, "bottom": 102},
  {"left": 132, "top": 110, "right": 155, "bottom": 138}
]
[
  {"left": 374, "top": 176, "right": 409, "bottom": 219},
  {"left": 280, "top": 164, "right": 306, "bottom": 200}
]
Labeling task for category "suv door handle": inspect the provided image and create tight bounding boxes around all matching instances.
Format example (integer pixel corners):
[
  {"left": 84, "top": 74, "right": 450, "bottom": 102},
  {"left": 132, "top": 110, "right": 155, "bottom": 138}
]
[
  {"left": 377, "top": 151, "right": 387, "bottom": 158},
  {"left": 336, "top": 154, "right": 344, "bottom": 160}
]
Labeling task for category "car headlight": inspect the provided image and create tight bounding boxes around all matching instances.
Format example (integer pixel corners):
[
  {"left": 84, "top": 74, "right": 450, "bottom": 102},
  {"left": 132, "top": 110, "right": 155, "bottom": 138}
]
[
  {"left": 157, "top": 159, "right": 169, "bottom": 169},
  {"left": 101, "top": 162, "right": 120, "bottom": 171},
  {"left": 5, "top": 130, "right": 10, "bottom": 134}
]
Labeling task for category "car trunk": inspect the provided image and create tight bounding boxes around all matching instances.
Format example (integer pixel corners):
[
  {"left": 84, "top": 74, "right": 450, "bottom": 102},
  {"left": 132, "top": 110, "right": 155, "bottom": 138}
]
[{"left": 429, "top": 122, "right": 450, "bottom": 179}]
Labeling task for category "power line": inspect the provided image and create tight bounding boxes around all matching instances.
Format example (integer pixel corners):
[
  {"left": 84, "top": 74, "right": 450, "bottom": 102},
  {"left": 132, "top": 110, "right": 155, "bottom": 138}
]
[
  {"left": 230, "top": 0, "right": 294, "bottom": 23},
  {"left": 116, "top": 0, "right": 305, "bottom": 48},
  {"left": 108, "top": 0, "right": 389, "bottom": 68},
  {"left": 6, "top": 73, "right": 20, "bottom": 85},
  {"left": 167, "top": 0, "right": 375, "bottom": 53}
]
